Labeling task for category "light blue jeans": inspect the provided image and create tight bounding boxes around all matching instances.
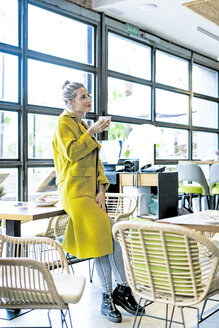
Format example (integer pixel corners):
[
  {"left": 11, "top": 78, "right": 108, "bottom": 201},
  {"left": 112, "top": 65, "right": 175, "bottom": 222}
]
[{"left": 94, "top": 217, "right": 127, "bottom": 294}]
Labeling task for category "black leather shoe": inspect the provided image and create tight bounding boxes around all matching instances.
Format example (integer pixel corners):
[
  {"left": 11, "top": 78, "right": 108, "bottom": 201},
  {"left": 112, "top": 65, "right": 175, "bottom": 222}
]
[
  {"left": 101, "top": 293, "right": 122, "bottom": 323},
  {"left": 112, "top": 284, "right": 144, "bottom": 315}
]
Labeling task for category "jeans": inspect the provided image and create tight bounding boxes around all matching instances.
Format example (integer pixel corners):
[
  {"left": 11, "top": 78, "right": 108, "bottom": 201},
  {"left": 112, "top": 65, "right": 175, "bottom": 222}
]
[{"left": 94, "top": 217, "right": 127, "bottom": 294}]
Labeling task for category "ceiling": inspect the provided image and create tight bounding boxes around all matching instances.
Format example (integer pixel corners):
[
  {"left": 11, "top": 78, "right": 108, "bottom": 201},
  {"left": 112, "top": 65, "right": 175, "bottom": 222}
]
[{"left": 92, "top": 0, "right": 219, "bottom": 62}]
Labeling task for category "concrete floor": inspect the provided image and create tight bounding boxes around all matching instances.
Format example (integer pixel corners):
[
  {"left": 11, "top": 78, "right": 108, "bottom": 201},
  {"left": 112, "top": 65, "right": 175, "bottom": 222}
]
[{"left": 0, "top": 260, "right": 218, "bottom": 328}]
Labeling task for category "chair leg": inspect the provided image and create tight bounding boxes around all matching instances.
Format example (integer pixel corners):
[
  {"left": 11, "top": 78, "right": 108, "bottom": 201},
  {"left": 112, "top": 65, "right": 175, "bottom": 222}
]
[
  {"left": 215, "top": 194, "right": 219, "bottom": 210},
  {"left": 60, "top": 309, "right": 73, "bottom": 328},
  {"left": 66, "top": 253, "right": 75, "bottom": 274},
  {"left": 198, "top": 194, "right": 202, "bottom": 211}
]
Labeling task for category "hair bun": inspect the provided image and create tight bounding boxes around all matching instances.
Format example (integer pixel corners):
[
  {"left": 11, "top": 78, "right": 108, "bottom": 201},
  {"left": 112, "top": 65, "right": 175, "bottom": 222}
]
[{"left": 62, "top": 80, "right": 70, "bottom": 90}]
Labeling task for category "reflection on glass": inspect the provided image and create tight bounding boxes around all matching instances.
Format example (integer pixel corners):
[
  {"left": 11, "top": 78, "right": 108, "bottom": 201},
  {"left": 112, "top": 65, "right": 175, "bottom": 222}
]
[
  {"left": 0, "top": 168, "right": 17, "bottom": 200},
  {"left": 0, "top": 110, "right": 18, "bottom": 158},
  {"left": 155, "top": 127, "right": 188, "bottom": 159},
  {"left": 28, "top": 59, "right": 94, "bottom": 108},
  {"left": 108, "top": 77, "right": 151, "bottom": 119},
  {"left": 156, "top": 89, "right": 189, "bottom": 124},
  {"left": 28, "top": 167, "right": 57, "bottom": 201},
  {"left": 192, "top": 131, "right": 218, "bottom": 160},
  {"left": 108, "top": 33, "right": 151, "bottom": 80},
  {"left": 28, "top": 114, "right": 58, "bottom": 159},
  {"left": 28, "top": 5, "right": 93, "bottom": 65},
  {"left": 193, "top": 64, "right": 218, "bottom": 98},
  {"left": 0, "top": 0, "right": 18, "bottom": 46},
  {"left": 0, "top": 53, "right": 18, "bottom": 102},
  {"left": 192, "top": 98, "right": 218, "bottom": 128},
  {"left": 108, "top": 122, "right": 163, "bottom": 166},
  {"left": 156, "top": 50, "right": 189, "bottom": 90}
]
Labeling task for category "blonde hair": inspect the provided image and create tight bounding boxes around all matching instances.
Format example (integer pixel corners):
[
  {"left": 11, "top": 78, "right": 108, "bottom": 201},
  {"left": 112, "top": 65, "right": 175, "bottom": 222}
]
[{"left": 62, "top": 80, "right": 84, "bottom": 106}]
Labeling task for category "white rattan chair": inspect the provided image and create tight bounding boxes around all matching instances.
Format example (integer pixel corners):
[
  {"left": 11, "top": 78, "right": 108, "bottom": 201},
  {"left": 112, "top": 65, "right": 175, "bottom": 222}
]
[
  {"left": 113, "top": 220, "right": 219, "bottom": 328},
  {"left": 0, "top": 234, "right": 86, "bottom": 327},
  {"left": 105, "top": 192, "right": 137, "bottom": 222}
]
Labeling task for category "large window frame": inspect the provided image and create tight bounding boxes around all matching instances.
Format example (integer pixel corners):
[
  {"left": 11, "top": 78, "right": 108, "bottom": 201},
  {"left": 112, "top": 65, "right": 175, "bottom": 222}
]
[{"left": 0, "top": 0, "right": 218, "bottom": 201}]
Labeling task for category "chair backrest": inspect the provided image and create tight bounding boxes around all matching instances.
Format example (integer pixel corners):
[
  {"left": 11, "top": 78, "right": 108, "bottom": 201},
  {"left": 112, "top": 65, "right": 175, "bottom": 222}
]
[
  {"left": 175, "top": 163, "right": 209, "bottom": 195},
  {"left": 0, "top": 258, "right": 66, "bottom": 310},
  {"left": 105, "top": 193, "right": 137, "bottom": 222},
  {"left": 113, "top": 220, "right": 219, "bottom": 307},
  {"left": 0, "top": 234, "right": 70, "bottom": 274},
  {"left": 54, "top": 214, "right": 69, "bottom": 239},
  {"left": 209, "top": 163, "right": 219, "bottom": 192}
]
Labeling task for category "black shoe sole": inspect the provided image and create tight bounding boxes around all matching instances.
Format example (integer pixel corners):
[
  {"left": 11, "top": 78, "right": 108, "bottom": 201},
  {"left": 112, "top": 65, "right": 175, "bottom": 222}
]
[
  {"left": 101, "top": 308, "right": 122, "bottom": 323},
  {"left": 113, "top": 299, "right": 145, "bottom": 316}
]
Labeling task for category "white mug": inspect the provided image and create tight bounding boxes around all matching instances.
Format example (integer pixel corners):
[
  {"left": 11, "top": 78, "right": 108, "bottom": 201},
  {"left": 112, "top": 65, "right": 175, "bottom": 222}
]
[{"left": 99, "top": 116, "right": 111, "bottom": 131}]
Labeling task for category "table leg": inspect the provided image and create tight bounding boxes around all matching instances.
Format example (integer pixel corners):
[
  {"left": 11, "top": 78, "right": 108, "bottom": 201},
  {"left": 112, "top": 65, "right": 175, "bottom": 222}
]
[{"left": 6, "top": 220, "right": 21, "bottom": 237}]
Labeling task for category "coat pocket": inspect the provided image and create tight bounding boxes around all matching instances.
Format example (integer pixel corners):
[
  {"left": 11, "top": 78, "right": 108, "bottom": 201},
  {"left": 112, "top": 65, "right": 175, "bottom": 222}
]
[{"left": 67, "top": 167, "right": 94, "bottom": 198}]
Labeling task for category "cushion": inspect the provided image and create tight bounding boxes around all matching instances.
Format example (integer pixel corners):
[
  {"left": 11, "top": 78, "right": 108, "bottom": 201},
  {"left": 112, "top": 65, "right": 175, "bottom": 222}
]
[{"left": 51, "top": 273, "right": 86, "bottom": 304}]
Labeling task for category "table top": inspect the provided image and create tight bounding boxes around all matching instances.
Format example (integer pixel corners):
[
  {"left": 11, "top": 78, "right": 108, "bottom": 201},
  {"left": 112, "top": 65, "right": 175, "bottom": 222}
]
[
  {"left": 0, "top": 201, "right": 66, "bottom": 221},
  {"left": 178, "top": 160, "right": 219, "bottom": 165},
  {"left": 160, "top": 210, "right": 219, "bottom": 232}
]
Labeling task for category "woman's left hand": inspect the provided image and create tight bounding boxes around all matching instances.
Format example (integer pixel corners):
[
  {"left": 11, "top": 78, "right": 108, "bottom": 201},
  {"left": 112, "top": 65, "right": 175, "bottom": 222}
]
[{"left": 95, "top": 190, "right": 106, "bottom": 212}]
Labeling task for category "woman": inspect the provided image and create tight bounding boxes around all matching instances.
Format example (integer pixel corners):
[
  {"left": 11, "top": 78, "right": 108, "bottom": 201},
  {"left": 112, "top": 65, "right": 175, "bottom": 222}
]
[{"left": 52, "top": 81, "right": 143, "bottom": 323}]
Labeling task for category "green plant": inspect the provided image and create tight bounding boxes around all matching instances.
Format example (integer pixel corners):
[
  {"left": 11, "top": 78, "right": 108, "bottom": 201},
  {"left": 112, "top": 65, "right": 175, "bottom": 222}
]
[{"left": 0, "top": 185, "right": 6, "bottom": 199}]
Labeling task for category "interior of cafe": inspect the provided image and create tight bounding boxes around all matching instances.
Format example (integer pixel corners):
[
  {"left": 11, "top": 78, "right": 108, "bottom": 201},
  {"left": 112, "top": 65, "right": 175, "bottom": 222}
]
[{"left": 0, "top": 0, "right": 218, "bottom": 327}]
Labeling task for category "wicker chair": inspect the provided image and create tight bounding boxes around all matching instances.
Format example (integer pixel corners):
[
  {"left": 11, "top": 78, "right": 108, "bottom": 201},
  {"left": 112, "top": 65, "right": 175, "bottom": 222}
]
[
  {"left": 113, "top": 220, "right": 219, "bottom": 328},
  {"left": 105, "top": 192, "right": 137, "bottom": 222},
  {"left": 0, "top": 234, "right": 86, "bottom": 327}
]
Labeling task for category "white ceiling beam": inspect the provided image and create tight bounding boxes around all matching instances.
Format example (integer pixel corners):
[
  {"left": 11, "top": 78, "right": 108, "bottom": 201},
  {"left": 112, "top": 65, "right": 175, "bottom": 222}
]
[{"left": 92, "top": 0, "right": 126, "bottom": 10}]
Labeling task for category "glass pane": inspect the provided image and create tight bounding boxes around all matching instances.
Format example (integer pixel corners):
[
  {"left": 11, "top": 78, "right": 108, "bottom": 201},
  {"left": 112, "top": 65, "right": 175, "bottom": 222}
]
[
  {"left": 108, "top": 122, "right": 162, "bottom": 166},
  {"left": 155, "top": 89, "right": 189, "bottom": 124},
  {"left": 28, "top": 114, "right": 58, "bottom": 159},
  {"left": 155, "top": 127, "right": 188, "bottom": 160},
  {"left": 108, "top": 77, "right": 151, "bottom": 119},
  {"left": 28, "top": 5, "right": 94, "bottom": 65},
  {"left": 193, "top": 64, "right": 218, "bottom": 97},
  {"left": 28, "top": 59, "right": 94, "bottom": 108},
  {"left": 0, "top": 53, "right": 18, "bottom": 102},
  {"left": 0, "top": 110, "right": 18, "bottom": 158},
  {"left": 0, "top": 0, "right": 18, "bottom": 46},
  {"left": 156, "top": 50, "right": 189, "bottom": 90},
  {"left": 108, "top": 33, "right": 151, "bottom": 80},
  {"left": 192, "top": 98, "right": 218, "bottom": 128},
  {"left": 28, "top": 167, "right": 57, "bottom": 201},
  {"left": 192, "top": 131, "right": 218, "bottom": 160},
  {"left": 0, "top": 168, "right": 17, "bottom": 201}
]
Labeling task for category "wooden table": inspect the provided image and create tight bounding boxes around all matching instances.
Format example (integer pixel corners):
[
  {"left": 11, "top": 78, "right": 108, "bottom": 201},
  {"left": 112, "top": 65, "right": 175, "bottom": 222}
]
[
  {"left": 0, "top": 201, "right": 66, "bottom": 237},
  {"left": 160, "top": 210, "right": 219, "bottom": 233}
]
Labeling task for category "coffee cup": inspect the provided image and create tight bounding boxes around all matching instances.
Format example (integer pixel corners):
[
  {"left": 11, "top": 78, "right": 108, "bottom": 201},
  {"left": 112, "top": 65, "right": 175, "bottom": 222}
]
[{"left": 99, "top": 116, "right": 111, "bottom": 131}]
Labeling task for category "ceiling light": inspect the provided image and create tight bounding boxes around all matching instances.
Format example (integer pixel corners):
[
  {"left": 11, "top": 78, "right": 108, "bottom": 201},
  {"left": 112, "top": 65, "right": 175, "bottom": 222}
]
[
  {"left": 141, "top": 3, "right": 158, "bottom": 11},
  {"left": 197, "top": 26, "right": 219, "bottom": 41}
]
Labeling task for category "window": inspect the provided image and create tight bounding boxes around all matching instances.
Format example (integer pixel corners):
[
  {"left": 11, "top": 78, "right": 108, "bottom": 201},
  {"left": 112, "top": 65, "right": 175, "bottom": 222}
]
[
  {"left": 108, "top": 122, "right": 162, "bottom": 166},
  {"left": 0, "top": 53, "right": 18, "bottom": 102},
  {"left": 28, "top": 59, "right": 94, "bottom": 109},
  {"left": 156, "top": 50, "right": 189, "bottom": 90},
  {"left": 155, "top": 89, "right": 189, "bottom": 124},
  {"left": 28, "top": 5, "right": 94, "bottom": 65},
  {"left": 192, "top": 98, "right": 218, "bottom": 128},
  {"left": 192, "top": 131, "right": 218, "bottom": 160},
  {"left": 28, "top": 167, "right": 57, "bottom": 201},
  {"left": 0, "top": 110, "right": 18, "bottom": 159},
  {"left": 0, "top": 168, "right": 18, "bottom": 201},
  {"left": 193, "top": 64, "right": 218, "bottom": 97},
  {"left": 155, "top": 127, "right": 188, "bottom": 160},
  {"left": 108, "top": 33, "right": 151, "bottom": 80},
  {"left": 0, "top": 0, "right": 18, "bottom": 46},
  {"left": 28, "top": 114, "right": 58, "bottom": 159},
  {"left": 108, "top": 77, "right": 151, "bottom": 119}
]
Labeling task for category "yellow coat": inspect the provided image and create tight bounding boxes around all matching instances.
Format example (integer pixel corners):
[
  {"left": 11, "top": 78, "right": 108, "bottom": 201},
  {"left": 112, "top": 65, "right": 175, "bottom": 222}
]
[{"left": 52, "top": 109, "right": 113, "bottom": 258}]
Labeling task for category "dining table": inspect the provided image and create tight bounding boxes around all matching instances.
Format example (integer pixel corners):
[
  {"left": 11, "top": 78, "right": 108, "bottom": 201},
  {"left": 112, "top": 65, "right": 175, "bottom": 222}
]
[
  {"left": 0, "top": 200, "right": 66, "bottom": 237},
  {"left": 159, "top": 210, "right": 219, "bottom": 233}
]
